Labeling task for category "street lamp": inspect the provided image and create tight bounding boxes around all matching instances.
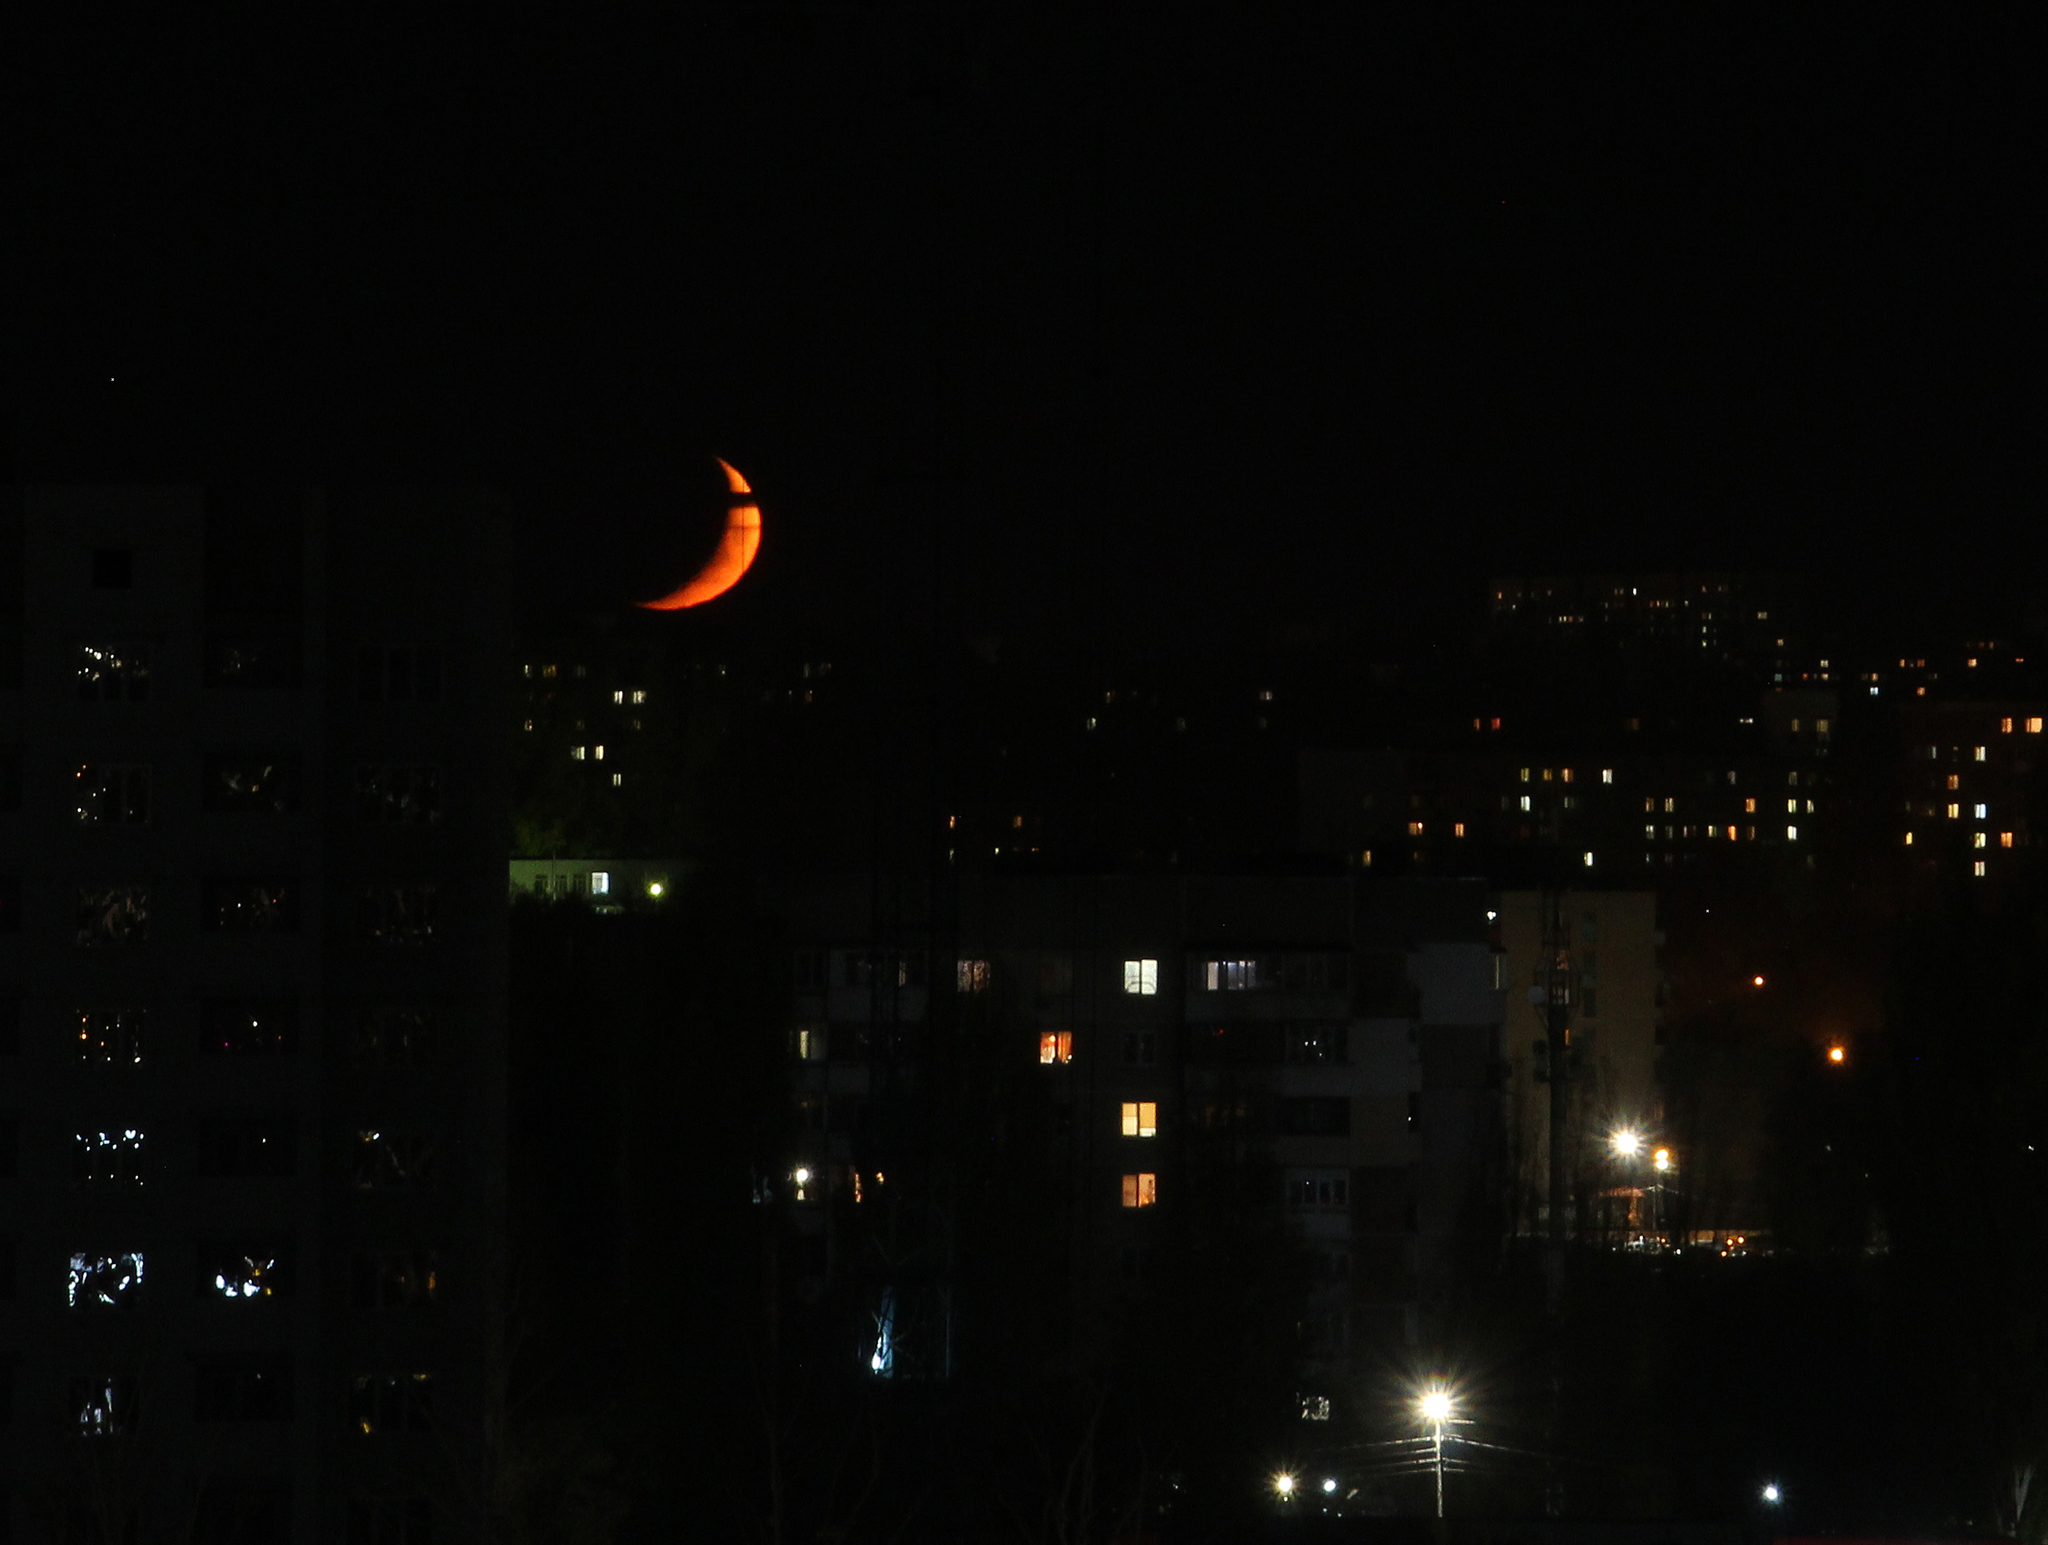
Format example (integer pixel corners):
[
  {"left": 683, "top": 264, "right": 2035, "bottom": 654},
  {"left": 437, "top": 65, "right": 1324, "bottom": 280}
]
[
  {"left": 1273, "top": 1473, "right": 1296, "bottom": 1499},
  {"left": 1609, "top": 1129, "right": 1641, "bottom": 1158},
  {"left": 1418, "top": 1388, "right": 1453, "bottom": 1518},
  {"left": 1761, "top": 1481, "right": 1783, "bottom": 1505}
]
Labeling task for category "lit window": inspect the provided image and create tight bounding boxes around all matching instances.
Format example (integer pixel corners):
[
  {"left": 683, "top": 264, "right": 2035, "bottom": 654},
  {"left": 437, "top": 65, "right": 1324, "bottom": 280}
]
[
  {"left": 1542, "top": 768, "right": 1553, "bottom": 782},
  {"left": 1817, "top": 719, "right": 1830, "bottom": 733},
  {"left": 590, "top": 872, "right": 609, "bottom": 895},
  {"left": 1974, "top": 832, "right": 1987, "bottom": 849},
  {"left": 1121, "top": 1173, "right": 1157, "bottom": 1208},
  {"left": 2001, "top": 717, "right": 2014, "bottom": 733},
  {"left": 1407, "top": 820, "right": 1424, "bottom": 837},
  {"left": 1453, "top": 822, "right": 1466, "bottom": 838},
  {"left": 1664, "top": 798, "right": 1675, "bottom": 812},
  {"left": 1948, "top": 804, "right": 1961, "bottom": 819},
  {"left": 1582, "top": 852, "right": 1594, "bottom": 867},
  {"left": 593, "top": 745, "right": 605, "bottom": 760},
  {"left": 1975, "top": 804, "right": 1988, "bottom": 819},
  {"left": 69, "top": 1252, "right": 146, "bottom": 1309},
  {"left": 1805, "top": 799, "right": 1815, "bottom": 813},
  {"left": 1725, "top": 826, "right": 1737, "bottom": 841},
  {"left": 1561, "top": 768, "right": 1574, "bottom": 783},
  {"left": 570, "top": 746, "right": 585, "bottom": 761},
  {"left": 1039, "top": 1031, "right": 1073, "bottom": 1065},
  {"left": 522, "top": 719, "right": 534, "bottom": 732},
  {"left": 2001, "top": 832, "right": 2015, "bottom": 848},
  {"left": 1205, "top": 959, "right": 1261, "bottom": 991},
  {"left": 1975, "top": 746, "right": 1987, "bottom": 761},
  {"left": 1788, "top": 799, "right": 1799, "bottom": 813},
  {"left": 1122, "top": 959, "right": 1158, "bottom": 995},
  {"left": 1644, "top": 797, "right": 1655, "bottom": 812},
  {"left": 1601, "top": 769, "right": 1613, "bottom": 784},
  {"left": 1519, "top": 796, "right": 1531, "bottom": 812},
  {"left": 2031, "top": 718, "right": 2045, "bottom": 734},
  {"left": 1360, "top": 850, "right": 1372, "bottom": 868},
  {"left": 1644, "top": 824, "right": 1656, "bottom": 839},
  {"left": 1744, "top": 798, "right": 1756, "bottom": 813},
  {"left": 1947, "top": 775, "right": 1961, "bottom": 790},
  {"left": 611, "top": 773, "right": 623, "bottom": 786},
  {"left": 1975, "top": 860, "right": 1987, "bottom": 877},
  {"left": 1904, "top": 832, "right": 1914, "bottom": 846},
  {"left": 956, "top": 958, "right": 991, "bottom": 993},
  {"left": 1120, "top": 1101, "right": 1159, "bottom": 1138},
  {"left": 1791, "top": 719, "right": 1801, "bottom": 732},
  {"left": 1787, "top": 826, "right": 1799, "bottom": 841},
  {"left": 1519, "top": 768, "right": 1530, "bottom": 782},
  {"left": 611, "top": 690, "right": 624, "bottom": 704}
]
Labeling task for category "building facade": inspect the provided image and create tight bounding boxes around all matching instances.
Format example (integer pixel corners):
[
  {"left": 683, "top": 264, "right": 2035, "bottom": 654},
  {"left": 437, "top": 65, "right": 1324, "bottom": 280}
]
[{"left": 0, "top": 487, "right": 508, "bottom": 1541}]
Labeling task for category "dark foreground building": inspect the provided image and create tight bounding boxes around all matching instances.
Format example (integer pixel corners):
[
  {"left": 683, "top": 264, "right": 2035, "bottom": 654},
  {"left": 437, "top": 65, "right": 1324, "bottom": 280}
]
[{"left": 0, "top": 487, "right": 509, "bottom": 1541}]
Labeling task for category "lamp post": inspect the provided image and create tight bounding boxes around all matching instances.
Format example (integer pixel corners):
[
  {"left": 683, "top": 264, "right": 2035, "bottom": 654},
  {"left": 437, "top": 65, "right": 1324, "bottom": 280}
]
[
  {"left": 1420, "top": 1389, "right": 1453, "bottom": 1518},
  {"left": 1608, "top": 1129, "right": 1641, "bottom": 1245}
]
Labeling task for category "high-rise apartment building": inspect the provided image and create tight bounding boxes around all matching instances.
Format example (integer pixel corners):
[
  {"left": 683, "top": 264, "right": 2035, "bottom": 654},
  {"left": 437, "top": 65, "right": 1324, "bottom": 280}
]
[{"left": 0, "top": 487, "right": 508, "bottom": 1541}]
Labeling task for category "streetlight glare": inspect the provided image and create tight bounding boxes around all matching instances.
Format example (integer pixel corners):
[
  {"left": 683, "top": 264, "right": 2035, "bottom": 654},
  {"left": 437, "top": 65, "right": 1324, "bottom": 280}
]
[
  {"left": 1828, "top": 1044, "right": 1846, "bottom": 1064},
  {"left": 1420, "top": 1390, "right": 1452, "bottom": 1422},
  {"left": 1610, "top": 1129, "right": 1642, "bottom": 1157},
  {"left": 1653, "top": 1148, "right": 1673, "bottom": 1172},
  {"left": 1761, "top": 1482, "right": 1782, "bottom": 1504},
  {"left": 1753, "top": 974, "right": 1766, "bottom": 987},
  {"left": 1321, "top": 1478, "right": 1338, "bottom": 1494},
  {"left": 1273, "top": 1473, "right": 1296, "bottom": 1497}
]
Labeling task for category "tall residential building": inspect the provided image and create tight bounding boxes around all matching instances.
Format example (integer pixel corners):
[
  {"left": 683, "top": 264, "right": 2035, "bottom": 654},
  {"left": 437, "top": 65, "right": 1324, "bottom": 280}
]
[{"left": 0, "top": 487, "right": 508, "bottom": 1541}]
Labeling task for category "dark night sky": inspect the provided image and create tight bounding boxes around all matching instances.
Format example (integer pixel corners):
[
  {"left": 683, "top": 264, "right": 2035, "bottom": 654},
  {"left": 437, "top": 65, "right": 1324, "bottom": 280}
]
[{"left": 13, "top": 12, "right": 2044, "bottom": 652}]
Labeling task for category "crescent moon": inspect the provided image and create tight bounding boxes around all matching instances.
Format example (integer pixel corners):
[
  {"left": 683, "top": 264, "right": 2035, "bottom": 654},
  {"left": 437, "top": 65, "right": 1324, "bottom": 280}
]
[{"left": 635, "top": 458, "right": 763, "bottom": 610}]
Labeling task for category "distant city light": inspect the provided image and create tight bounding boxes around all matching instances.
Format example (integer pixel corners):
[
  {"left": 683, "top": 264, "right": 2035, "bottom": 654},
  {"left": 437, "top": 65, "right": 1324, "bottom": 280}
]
[
  {"left": 1322, "top": 1478, "right": 1338, "bottom": 1494},
  {"left": 1274, "top": 1473, "right": 1296, "bottom": 1496},
  {"left": 1828, "top": 1044, "right": 1846, "bottom": 1064},
  {"left": 1761, "top": 1482, "right": 1782, "bottom": 1504},
  {"left": 1610, "top": 1130, "right": 1642, "bottom": 1158},
  {"left": 1753, "top": 975, "right": 1766, "bottom": 987}
]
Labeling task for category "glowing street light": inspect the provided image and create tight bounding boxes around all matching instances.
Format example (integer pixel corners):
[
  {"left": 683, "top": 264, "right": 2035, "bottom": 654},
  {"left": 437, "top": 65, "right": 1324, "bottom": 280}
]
[
  {"left": 1827, "top": 1044, "right": 1846, "bottom": 1065},
  {"left": 1653, "top": 1148, "right": 1672, "bottom": 1173},
  {"left": 1418, "top": 1387, "right": 1454, "bottom": 1517},
  {"left": 1761, "top": 1482, "right": 1783, "bottom": 1505},
  {"left": 1609, "top": 1129, "right": 1642, "bottom": 1158},
  {"left": 1321, "top": 1478, "right": 1338, "bottom": 1495},
  {"left": 1273, "top": 1473, "right": 1296, "bottom": 1498}
]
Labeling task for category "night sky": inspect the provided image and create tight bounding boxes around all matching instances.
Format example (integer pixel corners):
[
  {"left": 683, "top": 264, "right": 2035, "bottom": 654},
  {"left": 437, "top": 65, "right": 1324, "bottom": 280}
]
[{"left": 15, "top": 13, "right": 2043, "bottom": 649}]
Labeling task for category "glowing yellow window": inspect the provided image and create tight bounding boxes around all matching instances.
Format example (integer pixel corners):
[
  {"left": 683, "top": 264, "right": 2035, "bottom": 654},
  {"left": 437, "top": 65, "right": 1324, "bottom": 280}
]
[
  {"left": 2032, "top": 718, "right": 2046, "bottom": 734},
  {"left": 1974, "top": 860, "right": 1987, "bottom": 876},
  {"left": 1947, "top": 775, "right": 1960, "bottom": 790},
  {"left": 1948, "top": 804, "right": 1961, "bottom": 819},
  {"left": 1121, "top": 1101, "right": 1158, "bottom": 1138},
  {"left": 1453, "top": 822, "right": 1466, "bottom": 838},
  {"left": 1121, "top": 1173, "right": 1157, "bottom": 1208},
  {"left": 1974, "top": 832, "right": 1987, "bottom": 849},
  {"left": 2001, "top": 832, "right": 2015, "bottom": 848},
  {"left": 1744, "top": 798, "right": 1756, "bottom": 813},
  {"left": 2001, "top": 717, "right": 2015, "bottom": 733},
  {"left": 1407, "top": 821, "right": 1424, "bottom": 837},
  {"left": 1904, "top": 832, "right": 1914, "bottom": 846},
  {"left": 1038, "top": 1031, "right": 1073, "bottom": 1065},
  {"left": 1519, "top": 768, "right": 1531, "bottom": 783}
]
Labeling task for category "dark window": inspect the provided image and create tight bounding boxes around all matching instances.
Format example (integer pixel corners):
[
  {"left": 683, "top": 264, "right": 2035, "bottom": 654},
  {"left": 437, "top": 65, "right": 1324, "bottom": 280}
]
[
  {"left": 198, "top": 1119, "right": 296, "bottom": 1178},
  {"left": 71, "top": 1375, "right": 137, "bottom": 1435},
  {"left": 358, "top": 646, "right": 444, "bottom": 705},
  {"left": 201, "top": 998, "right": 297, "bottom": 1056},
  {"left": 204, "top": 634, "right": 303, "bottom": 689},
  {"left": 351, "top": 1252, "right": 439, "bottom": 1310},
  {"left": 826, "top": 1024, "right": 867, "bottom": 1062},
  {"left": 1406, "top": 1092, "right": 1422, "bottom": 1129},
  {"left": 75, "top": 1009, "right": 146, "bottom": 1066},
  {"left": 203, "top": 879, "right": 297, "bottom": 933},
  {"left": 74, "top": 1130, "right": 146, "bottom": 1185},
  {"left": 351, "top": 1374, "right": 433, "bottom": 1433},
  {"left": 204, "top": 487, "right": 304, "bottom": 613},
  {"left": 0, "top": 1238, "right": 14, "bottom": 1299},
  {"left": 194, "top": 1486, "right": 291, "bottom": 1544},
  {"left": 0, "top": 745, "right": 20, "bottom": 811},
  {"left": 1278, "top": 1096, "right": 1351, "bottom": 1137},
  {"left": 1121, "top": 1031, "right": 1157, "bottom": 1067},
  {"left": 356, "top": 767, "right": 441, "bottom": 824},
  {"left": 76, "top": 885, "right": 148, "bottom": 945},
  {"left": 347, "top": 1500, "right": 434, "bottom": 1544},
  {"left": 195, "top": 1358, "right": 293, "bottom": 1421},
  {"left": 0, "top": 998, "right": 16, "bottom": 1056},
  {"left": 92, "top": 548, "right": 133, "bottom": 589},
  {"left": 358, "top": 885, "right": 435, "bottom": 946},
  {"left": 0, "top": 878, "right": 16, "bottom": 934},
  {"left": 76, "top": 642, "right": 150, "bottom": 701},
  {"left": 352, "top": 1006, "right": 435, "bottom": 1065},
  {"left": 198, "top": 1241, "right": 296, "bottom": 1300},
  {"left": 203, "top": 754, "right": 299, "bottom": 812},
  {"left": 353, "top": 1130, "right": 434, "bottom": 1190},
  {"left": 1285, "top": 1024, "right": 1347, "bottom": 1065},
  {"left": 791, "top": 949, "right": 828, "bottom": 992},
  {"left": 73, "top": 763, "right": 150, "bottom": 824},
  {"left": 0, "top": 1119, "right": 14, "bottom": 1179}
]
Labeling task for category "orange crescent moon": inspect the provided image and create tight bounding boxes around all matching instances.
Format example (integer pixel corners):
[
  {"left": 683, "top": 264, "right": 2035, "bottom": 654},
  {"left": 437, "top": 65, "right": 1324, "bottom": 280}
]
[{"left": 635, "top": 458, "right": 763, "bottom": 610}]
